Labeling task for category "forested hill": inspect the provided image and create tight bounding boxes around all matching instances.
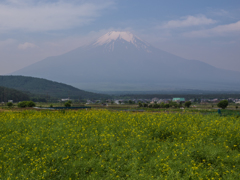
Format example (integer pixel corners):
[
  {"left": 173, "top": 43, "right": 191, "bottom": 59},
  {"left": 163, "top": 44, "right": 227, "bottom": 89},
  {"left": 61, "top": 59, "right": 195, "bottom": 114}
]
[
  {"left": 0, "top": 76, "right": 110, "bottom": 100},
  {"left": 0, "top": 86, "right": 30, "bottom": 102}
]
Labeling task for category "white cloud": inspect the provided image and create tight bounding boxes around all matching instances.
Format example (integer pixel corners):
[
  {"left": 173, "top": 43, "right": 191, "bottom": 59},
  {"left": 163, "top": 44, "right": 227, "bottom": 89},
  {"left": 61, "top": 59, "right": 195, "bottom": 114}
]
[
  {"left": 18, "top": 42, "right": 37, "bottom": 49},
  {"left": 162, "top": 15, "right": 216, "bottom": 28},
  {"left": 0, "top": 0, "right": 114, "bottom": 32},
  {"left": 185, "top": 20, "right": 240, "bottom": 37}
]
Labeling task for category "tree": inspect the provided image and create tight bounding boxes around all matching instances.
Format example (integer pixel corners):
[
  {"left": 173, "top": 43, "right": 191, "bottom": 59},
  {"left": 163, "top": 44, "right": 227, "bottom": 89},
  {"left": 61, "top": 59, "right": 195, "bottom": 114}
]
[
  {"left": 164, "top": 104, "right": 170, "bottom": 108},
  {"left": 18, "top": 101, "right": 27, "bottom": 108},
  {"left": 236, "top": 106, "right": 238, "bottom": 110},
  {"left": 64, "top": 100, "right": 72, "bottom": 107},
  {"left": 27, "top": 101, "right": 36, "bottom": 107},
  {"left": 159, "top": 102, "right": 165, "bottom": 108},
  {"left": 7, "top": 102, "right": 13, "bottom": 108},
  {"left": 170, "top": 101, "right": 178, "bottom": 108},
  {"left": 138, "top": 102, "right": 142, "bottom": 107},
  {"left": 184, "top": 101, "right": 192, "bottom": 108},
  {"left": 217, "top": 100, "right": 228, "bottom": 109},
  {"left": 153, "top": 103, "right": 159, "bottom": 108},
  {"left": 64, "top": 102, "right": 71, "bottom": 107},
  {"left": 128, "top": 100, "right": 134, "bottom": 104}
]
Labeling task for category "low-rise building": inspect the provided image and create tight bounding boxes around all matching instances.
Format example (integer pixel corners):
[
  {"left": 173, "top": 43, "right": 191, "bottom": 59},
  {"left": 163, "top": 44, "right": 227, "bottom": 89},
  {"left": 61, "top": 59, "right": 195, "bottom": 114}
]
[{"left": 172, "top": 98, "right": 185, "bottom": 103}]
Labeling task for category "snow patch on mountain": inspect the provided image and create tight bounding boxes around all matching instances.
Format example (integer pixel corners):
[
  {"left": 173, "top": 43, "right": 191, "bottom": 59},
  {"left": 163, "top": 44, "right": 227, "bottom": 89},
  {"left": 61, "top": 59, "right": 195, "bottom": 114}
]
[
  {"left": 93, "top": 31, "right": 152, "bottom": 52},
  {"left": 94, "top": 31, "right": 141, "bottom": 46}
]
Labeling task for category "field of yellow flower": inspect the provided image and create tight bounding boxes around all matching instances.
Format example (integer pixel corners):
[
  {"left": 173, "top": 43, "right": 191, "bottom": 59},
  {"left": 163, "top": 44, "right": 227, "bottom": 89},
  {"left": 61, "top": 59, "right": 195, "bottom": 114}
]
[{"left": 0, "top": 109, "right": 240, "bottom": 179}]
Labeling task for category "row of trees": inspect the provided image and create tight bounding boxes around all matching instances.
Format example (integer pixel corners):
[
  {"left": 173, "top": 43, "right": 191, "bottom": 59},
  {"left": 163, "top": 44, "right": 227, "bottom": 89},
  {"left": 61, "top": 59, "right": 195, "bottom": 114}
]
[
  {"left": 138, "top": 100, "right": 230, "bottom": 109},
  {"left": 138, "top": 101, "right": 192, "bottom": 108},
  {"left": 17, "top": 101, "right": 36, "bottom": 108}
]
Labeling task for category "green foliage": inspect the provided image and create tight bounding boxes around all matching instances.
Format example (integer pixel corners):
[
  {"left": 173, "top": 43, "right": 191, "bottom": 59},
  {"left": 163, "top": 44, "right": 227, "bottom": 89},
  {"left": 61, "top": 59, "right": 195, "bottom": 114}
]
[
  {"left": 49, "top": 104, "right": 53, "bottom": 108},
  {"left": 143, "top": 103, "right": 148, "bottom": 107},
  {"left": 159, "top": 102, "right": 165, "bottom": 108},
  {"left": 185, "top": 101, "right": 192, "bottom": 108},
  {"left": 64, "top": 101, "right": 72, "bottom": 107},
  {"left": 27, "top": 101, "right": 36, "bottom": 107},
  {"left": 164, "top": 104, "right": 170, "bottom": 108},
  {"left": 7, "top": 102, "right": 13, "bottom": 107},
  {"left": 0, "top": 76, "right": 111, "bottom": 100},
  {"left": 236, "top": 105, "right": 238, "bottom": 109},
  {"left": 153, "top": 103, "right": 159, "bottom": 108},
  {"left": 217, "top": 100, "right": 229, "bottom": 109},
  {"left": 17, "top": 101, "right": 36, "bottom": 108},
  {"left": 17, "top": 101, "right": 27, "bottom": 108},
  {"left": 128, "top": 100, "right": 134, "bottom": 104},
  {"left": 138, "top": 102, "right": 142, "bottom": 107},
  {"left": 169, "top": 101, "right": 179, "bottom": 108},
  {"left": 0, "top": 86, "right": 30, "bottom": 102}
]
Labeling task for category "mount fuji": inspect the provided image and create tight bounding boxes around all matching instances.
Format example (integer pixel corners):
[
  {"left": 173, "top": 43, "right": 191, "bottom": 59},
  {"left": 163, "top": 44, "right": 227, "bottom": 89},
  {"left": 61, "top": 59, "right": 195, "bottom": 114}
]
[{"left": 11, "top": 31, "right": 240, "bottom": 91}]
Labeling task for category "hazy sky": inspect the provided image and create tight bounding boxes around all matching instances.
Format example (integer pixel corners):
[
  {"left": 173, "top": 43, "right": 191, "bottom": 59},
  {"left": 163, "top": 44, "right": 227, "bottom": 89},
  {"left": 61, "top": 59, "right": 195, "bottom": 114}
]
[{"left": 1, "top": 0, "right": 240, "bottom": 74}]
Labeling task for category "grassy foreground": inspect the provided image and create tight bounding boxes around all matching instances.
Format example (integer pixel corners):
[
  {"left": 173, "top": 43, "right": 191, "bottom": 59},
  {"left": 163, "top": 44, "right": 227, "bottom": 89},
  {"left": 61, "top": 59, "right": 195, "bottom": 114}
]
[{"left": 0, "top": 110, "right": 240, "bottom": 179}]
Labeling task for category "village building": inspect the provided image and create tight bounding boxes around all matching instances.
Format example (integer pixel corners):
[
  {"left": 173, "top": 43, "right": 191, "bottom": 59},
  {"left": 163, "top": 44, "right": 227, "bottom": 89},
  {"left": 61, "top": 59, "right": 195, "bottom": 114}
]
[{"left": 172, "top": 98, "right": 185, "bottom": 103}]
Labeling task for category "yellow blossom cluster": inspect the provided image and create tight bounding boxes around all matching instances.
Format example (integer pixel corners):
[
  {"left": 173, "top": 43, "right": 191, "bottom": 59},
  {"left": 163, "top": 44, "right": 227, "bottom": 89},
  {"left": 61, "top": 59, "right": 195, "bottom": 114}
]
[{"left": 0, "top": 110, "right": 240, "bottom": 179}]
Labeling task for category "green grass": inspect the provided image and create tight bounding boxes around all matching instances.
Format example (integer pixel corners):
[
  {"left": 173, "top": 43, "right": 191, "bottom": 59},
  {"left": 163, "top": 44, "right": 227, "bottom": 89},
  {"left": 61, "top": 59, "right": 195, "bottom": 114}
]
[{"left": 0, "top": 110, "right": 240, "bottom": 179}]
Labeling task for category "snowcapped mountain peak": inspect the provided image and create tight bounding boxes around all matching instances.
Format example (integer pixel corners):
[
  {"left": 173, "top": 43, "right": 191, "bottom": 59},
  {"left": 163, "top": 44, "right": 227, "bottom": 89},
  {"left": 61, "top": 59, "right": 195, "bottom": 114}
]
[{"left": 94, "top": 31, "right": 141, "bottom": 46}]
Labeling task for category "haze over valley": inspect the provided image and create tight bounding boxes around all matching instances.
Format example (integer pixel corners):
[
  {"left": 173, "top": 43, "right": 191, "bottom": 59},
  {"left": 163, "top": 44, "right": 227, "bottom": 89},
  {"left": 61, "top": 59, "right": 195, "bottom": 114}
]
[{"left": 12, "top": 31, "right": 240, "bottom": 92}]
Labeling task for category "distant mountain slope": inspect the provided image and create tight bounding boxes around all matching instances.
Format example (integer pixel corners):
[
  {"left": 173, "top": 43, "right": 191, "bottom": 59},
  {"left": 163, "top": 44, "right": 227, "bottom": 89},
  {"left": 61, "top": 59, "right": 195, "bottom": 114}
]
[
  {"left": 0, "top": 76, "right": 110, "bottom": 99},
  {"left": 0, "top": 86, "right": 30, "bottom": 102},
  {"left": 12, "top": 31, "right": 240, "bottom": 91}
]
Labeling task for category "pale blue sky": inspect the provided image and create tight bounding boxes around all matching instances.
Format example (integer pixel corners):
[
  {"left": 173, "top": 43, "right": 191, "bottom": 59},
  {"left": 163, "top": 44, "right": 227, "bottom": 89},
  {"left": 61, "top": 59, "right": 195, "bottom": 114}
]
[{"left": 0, "top": 0, "right": 240, "bottom": 74}]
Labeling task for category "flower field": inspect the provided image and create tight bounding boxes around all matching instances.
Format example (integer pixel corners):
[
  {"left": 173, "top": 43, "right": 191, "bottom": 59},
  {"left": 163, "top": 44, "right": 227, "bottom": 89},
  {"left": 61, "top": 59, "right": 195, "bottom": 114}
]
[{"left": 0, "top": 110, "right": 240, "bottom": 179}]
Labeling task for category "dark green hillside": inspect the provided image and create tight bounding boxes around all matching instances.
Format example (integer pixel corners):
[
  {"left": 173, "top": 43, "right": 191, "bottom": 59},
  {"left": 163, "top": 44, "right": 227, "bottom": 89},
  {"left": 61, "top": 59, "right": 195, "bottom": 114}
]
[
  {"left": 0, "top": 86, "right": 30, "bottom": 102},
  {"left": 0, "top": 76, "right": 110, "bottom": 99}
]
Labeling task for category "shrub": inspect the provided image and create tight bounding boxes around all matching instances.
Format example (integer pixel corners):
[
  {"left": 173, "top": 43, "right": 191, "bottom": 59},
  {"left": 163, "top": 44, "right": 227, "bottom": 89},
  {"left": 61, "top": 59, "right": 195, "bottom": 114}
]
[
  {"left": 185, "top": 101, "right": 192, "bottom": 108},
  {"left": 153, "top": 103, "right": 159, "bottom": 108},
  {"left": 18, "top": 101, "right": 27, "bottom": 108},
  {"left": 164, "top": 104, "right": 170, "bottom": 108},
  {"left": 170, "top": 102, "right": 178, "bottom": 108},
  {"left": 138, "top": 102, "right": 142, "bottom": 107},
  {"left": 64, "top": 102, "right": 71, "bottom": 107},
  {"left": 17, "top": 101, "right": 36, "bottom": 108},
  {"left": 27, "top": 101, "right": 36, "bottom": 107},
  {"left": 143, "top": 103, "right": 148, "bottom": 107},
  {"left": 159, "top": 102, "right": 165, "bottom": 108},
  {"left": 148, "top": 104, "right": 153, "bottom": 108},
  {"left": 7, "top": 102, "right": 13, "bottom": 108},
  {"left": 236, "top": 106, "right": 238, "bottom": 110},
  {"left": 129, "top": 100, "right": 134, "bottom": 104},
  {"left": 217, "top": 100, "right": 228, "bottom": 109},
  {"left": 50, "top": 104, "right": 53, "bottom": 108}
]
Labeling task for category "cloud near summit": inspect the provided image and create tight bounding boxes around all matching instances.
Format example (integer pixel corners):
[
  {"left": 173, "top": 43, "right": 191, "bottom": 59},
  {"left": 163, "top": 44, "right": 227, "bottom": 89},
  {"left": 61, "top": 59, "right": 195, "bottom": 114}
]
[
  {"left": 0, "top": 0, "right": 114, "bottom": 32},
  {"left": 185, "top": 20, "right": 240, "bottom": 37},
  {"left": 161, "top": 15, "right": 216, "bottom": 29}
]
